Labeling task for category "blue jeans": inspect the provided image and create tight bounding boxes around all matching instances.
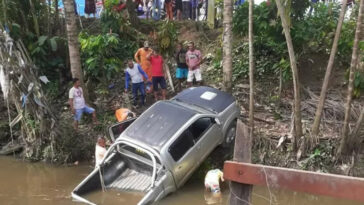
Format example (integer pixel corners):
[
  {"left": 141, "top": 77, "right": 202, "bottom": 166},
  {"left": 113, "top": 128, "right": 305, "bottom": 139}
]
[
  {"left": 74, "top": 106, "right": 95, "bottom": 121},
  {"left": 152, "top": 0, "right": 161, "bottom": 20},
  {"left": 132, "top": 82, "right": 145, "bottom": 106}
]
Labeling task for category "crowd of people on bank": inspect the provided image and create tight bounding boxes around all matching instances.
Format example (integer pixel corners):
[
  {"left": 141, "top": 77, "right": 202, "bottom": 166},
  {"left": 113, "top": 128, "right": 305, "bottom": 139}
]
[
  {"left": 68, "top": 40, "right": 202, "bottom": 130},
  {"left": 72, "top": 0, "right": 208, "bottom": 20}
]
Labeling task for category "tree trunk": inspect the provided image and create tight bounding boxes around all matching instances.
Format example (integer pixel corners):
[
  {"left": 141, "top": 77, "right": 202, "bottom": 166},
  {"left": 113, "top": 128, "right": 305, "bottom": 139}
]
[
  {"left": 207, "top": 0, "right": 215, "bottom": 28},
  {"left": 222, "top": 0, "right": 233, "bottom": 92},
  {"left": 2, "top": 0, "right": 7, "bottom": 26},
  {"left": 54, "top": 0, "right": 61, "bottom": 35},
  {"left": 338, "top": 0, "right": 364, "bottom": 156},
  {"left": 29, "top": 0, "right": 40, "bottom": 37},
  {"left": 19, "top": 8, "right": 29, "bottom": 33},
  {"left": 63, "top": 0, "right": 89, "bottom": 100},
  {"left": 248, "top": 0, "right": 254, "bottom": 139},
  {"left": 47, "top": 0, "right": 51, "bottom": 35},
  {"left": 311, "top": 0, "right": 347, "bottom": 138},
  {"left": 275, "top": 0, "right": 303, "bottom": 151}
]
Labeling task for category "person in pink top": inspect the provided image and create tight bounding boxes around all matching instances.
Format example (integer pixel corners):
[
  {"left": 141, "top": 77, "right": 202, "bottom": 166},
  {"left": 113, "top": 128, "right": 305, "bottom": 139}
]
[
  {"left": 186, "top": 41, "right": 202, "bottom": 87},
  {"left": 147, "top": 49, "right": 167, "bottom": 101}
]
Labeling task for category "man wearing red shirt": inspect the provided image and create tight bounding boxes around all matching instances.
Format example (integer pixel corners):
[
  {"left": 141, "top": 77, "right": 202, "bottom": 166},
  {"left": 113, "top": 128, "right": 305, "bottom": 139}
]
[{"left": 147, "top": 50, "right": 167, "bottom": 101}]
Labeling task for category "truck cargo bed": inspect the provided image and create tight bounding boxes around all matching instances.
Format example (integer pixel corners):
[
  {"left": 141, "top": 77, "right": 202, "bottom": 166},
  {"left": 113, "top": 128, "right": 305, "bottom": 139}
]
[{"left": 108, "top": 168, "right": 152, "bottom": 192}]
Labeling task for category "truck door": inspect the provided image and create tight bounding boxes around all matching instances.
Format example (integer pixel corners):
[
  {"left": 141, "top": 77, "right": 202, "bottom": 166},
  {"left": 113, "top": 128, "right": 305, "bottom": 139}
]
[
  {"left": 168, "top": 129, "right": 197, "bottom": 188},
  {"left": 108, "top": 118, "right": 136, "bottom": 141},
  {"left": 189, "top": 117, "right": 221, "bottom": 164}
]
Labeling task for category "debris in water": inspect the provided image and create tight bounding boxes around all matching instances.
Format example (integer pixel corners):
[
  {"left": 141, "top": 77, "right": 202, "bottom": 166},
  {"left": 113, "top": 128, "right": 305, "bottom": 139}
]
[{"left": 39, "top": 76, "right": 50, "bottom": 84}]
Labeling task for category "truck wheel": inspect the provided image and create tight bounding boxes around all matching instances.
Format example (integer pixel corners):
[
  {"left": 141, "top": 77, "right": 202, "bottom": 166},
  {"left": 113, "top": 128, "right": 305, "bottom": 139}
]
[{"left": 223, "top": 120, "right": 237, "bottom": 148}]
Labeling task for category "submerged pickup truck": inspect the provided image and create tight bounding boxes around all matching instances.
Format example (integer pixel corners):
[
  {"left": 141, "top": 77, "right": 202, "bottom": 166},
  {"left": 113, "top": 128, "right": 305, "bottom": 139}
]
[{"left": 72, "top": 86, "right": 239, "bottom": 205}]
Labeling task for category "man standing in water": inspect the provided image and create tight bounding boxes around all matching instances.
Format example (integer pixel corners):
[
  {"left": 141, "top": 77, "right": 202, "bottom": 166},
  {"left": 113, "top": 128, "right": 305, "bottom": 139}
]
[
  {"left": 175, "top": 42, "right": 188, "bottom": 91},
  {"left": 69, "top": 78, "right": 98, "bottom": 130},
  {"left": 186, "top": 41, "right": 202, "bottom": 87},
  {"left": 147, "top": 49, "right": 167, "bottom": 101},
  {"left": 95, "top": 136, "right": 107, "bottom": 167}
]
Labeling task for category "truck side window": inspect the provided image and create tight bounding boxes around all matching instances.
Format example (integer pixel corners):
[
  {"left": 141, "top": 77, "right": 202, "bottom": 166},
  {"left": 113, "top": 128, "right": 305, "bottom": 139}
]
[
  {"left": 189, "top": 117, "right": 213, "bottom": 142},
  {"left": 169, "top": 129, "right": 194, "bottom": 161}
]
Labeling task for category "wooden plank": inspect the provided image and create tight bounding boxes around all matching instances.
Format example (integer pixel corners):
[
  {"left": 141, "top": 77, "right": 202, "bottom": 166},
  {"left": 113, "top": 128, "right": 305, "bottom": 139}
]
[
  {"left": 123, "top": 92, "right": 132, "bottom": 110},
  {"left": 229, "top": 120, "right": 252, "bottom": 205},
  {"left": 164, "top": 63, "right": 175, "bottom": 93},
  {"left": 224, "top": 161, "right": 364, "bottom": 202}
]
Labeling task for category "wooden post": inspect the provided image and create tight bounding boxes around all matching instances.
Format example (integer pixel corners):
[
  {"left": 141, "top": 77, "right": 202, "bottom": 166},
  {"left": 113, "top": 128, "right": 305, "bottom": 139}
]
[
  {"left": 228, "top": 120, "right": 253, "bottom": 205},
  {"left": 164, "top": 63, "right": 175, "bottom": 93}
]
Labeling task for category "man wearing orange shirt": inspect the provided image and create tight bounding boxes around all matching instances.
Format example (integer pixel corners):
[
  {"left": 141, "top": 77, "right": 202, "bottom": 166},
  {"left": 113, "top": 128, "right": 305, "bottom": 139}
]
[{"left": 134, "top": 41, "right": 154, "bottom": 81}]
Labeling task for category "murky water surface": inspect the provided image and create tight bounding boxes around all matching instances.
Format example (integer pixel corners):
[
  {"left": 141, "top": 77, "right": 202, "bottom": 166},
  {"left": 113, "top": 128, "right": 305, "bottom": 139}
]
[{"left": 0, "top": 156, "right": 361, "bottom": 205}]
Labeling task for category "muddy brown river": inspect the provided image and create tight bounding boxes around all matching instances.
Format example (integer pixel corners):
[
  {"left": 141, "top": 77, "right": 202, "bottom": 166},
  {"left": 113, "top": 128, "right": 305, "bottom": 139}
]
[{"left": 0, "top": 156, "right": 361, "bottom": 205}]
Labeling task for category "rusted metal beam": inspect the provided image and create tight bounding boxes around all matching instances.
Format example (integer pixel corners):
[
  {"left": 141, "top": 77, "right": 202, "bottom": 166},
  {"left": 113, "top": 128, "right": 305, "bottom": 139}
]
[{"left": 224, "top": 161, "right": 364, "bottom": 202}]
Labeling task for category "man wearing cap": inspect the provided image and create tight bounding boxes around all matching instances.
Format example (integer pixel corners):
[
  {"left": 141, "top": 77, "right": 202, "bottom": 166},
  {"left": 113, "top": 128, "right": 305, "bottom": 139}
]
[{"left": 134, "top": 41, "right": 154, "bottom": 83}]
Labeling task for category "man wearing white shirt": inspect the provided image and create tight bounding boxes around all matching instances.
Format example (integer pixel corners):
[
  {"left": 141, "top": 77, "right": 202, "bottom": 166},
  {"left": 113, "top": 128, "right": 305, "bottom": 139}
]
[
  {"left": 95, "top": 136, "right": 107, "bottom": 167},
  {"left": 69, "top": 78, "right": 98, "bottom": 130}
]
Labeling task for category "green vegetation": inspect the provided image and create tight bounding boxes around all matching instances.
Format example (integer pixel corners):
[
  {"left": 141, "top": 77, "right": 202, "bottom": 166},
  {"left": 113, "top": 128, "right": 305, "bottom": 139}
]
[
  {"left": 79, "top": 32, "right": 136, "bottom": 83},
  {"left": 224, "top": 1, "right": 364, "bottom": 93}
]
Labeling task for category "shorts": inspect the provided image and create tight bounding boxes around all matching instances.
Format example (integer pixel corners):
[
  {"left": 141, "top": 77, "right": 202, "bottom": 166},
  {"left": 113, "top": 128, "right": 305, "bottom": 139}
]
[
  {"left": 152, "top": 76, "right": 167, "bottom": 91},
  {"left": 176, "top": 0, "right": 183, "bottom": 10},
  {"left": 205, "top": 182, "right": 221, "bottom": 193},
  {"left": 176, "top": 67, "right": 188, "bottom": 79},
  {"left": 74, "top": 106, "right": 95, "bottom": 121},
  {"left": 187, "top": 68, "right": 202, "bottom": 82}
]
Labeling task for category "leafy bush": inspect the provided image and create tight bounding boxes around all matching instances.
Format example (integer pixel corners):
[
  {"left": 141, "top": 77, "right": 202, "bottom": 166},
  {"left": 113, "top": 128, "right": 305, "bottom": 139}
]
[
  {"left": 79, "top": 32, "right": 137, "bottom": 83},
  {"left": 157, "top": 21, "right": 178, "bottom": 57},
  {"left": 29, "top": 35, "right": 63, "bottom": 67},
  {"left": 353, "top": 71, "right": 364, "bottom": 98},
  {"left": 230, "top": 2, "right": 356, "bottom": 83},
  {"left": 100, "top": 9, "right": 126, "bottom": 34},
  {"left": 27, "top": 34, "right": 67, "bottom": 99}
]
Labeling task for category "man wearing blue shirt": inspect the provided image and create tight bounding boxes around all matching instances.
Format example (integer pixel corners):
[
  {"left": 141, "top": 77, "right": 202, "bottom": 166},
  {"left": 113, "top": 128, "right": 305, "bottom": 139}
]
[{"left": 124, "top": 59, "right": 149, "bottom": 107}]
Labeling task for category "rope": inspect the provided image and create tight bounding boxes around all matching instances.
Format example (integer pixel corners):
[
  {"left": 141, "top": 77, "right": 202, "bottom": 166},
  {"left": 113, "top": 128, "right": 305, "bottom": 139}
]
[{"left": 263, "top": 166, "right": 276, "bottom": 205}]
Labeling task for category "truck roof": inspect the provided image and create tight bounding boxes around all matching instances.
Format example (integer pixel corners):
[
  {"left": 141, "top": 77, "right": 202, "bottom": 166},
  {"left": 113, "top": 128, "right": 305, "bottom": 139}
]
[
  {"left": 122, "top": 101, "right": 196, "bottom": 150},
  {"left": 172, "top": 86, "right": 235, "bottom": 113}
]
